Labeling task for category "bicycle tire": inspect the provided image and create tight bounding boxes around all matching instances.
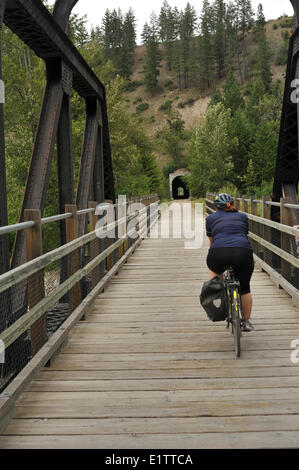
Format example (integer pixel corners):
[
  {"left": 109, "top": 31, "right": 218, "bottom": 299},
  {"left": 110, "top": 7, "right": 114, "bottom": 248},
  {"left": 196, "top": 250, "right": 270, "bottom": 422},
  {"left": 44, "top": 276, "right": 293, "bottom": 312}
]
[{"left": 231, "top": 288, "right": 241, "bottom": 357}]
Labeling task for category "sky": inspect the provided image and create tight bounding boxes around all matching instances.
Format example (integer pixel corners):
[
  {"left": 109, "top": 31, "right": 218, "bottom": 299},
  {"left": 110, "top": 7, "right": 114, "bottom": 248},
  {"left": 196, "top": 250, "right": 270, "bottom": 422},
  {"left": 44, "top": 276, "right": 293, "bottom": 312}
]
[{"left": 51, "top": 0, "right": 295, "bottom": 45}]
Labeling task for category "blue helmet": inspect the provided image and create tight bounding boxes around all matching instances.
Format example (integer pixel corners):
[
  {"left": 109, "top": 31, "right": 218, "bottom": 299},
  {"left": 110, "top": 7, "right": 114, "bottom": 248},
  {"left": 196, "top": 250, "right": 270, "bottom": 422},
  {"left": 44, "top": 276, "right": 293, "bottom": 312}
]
[{"left": 214, "top": 193, "right": 234, "bottom": 209}]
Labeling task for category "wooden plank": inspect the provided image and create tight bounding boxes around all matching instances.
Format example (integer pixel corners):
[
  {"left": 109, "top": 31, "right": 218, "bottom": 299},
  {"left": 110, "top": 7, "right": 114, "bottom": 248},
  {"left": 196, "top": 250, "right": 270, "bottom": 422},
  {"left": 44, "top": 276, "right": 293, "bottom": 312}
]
[
  {"left": 11, "top": 400, "right": 299, "bottom": 419},
  {"left": 35, "top": 366, "right": 299, "bottom": 381},
  {"left": 15, "top": 388, "right": 299, "bottom": 404},
  {"left": 26, "top": 376, "right": 299, "bottom": 392},
  {"left": 1, "top": 431, "right": 299, "bottom": 449},
  {"left": 5, "top": 415, "right": 299, "bottom": 436}
]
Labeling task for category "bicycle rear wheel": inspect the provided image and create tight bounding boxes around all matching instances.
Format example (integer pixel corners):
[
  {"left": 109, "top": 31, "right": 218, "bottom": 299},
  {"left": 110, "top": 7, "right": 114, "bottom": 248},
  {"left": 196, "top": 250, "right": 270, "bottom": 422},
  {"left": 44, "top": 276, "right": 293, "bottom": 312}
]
[{"left": 231, "top": 288, "right": 241, "bottom": 357}]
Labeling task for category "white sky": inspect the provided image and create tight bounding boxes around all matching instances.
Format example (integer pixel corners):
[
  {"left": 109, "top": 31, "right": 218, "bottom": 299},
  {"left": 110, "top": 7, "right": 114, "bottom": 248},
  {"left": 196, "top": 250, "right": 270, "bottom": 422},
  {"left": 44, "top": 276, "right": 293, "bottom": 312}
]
[{"left": 50, "top": 0, "right": 294, "bottom": 45}]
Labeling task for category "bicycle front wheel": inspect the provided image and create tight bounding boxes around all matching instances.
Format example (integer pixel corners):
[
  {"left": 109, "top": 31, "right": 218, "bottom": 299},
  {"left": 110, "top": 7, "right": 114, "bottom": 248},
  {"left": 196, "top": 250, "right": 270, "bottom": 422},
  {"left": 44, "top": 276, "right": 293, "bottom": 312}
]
[{"left": 231, "top": 288, "right": 241, "bottom": 357}]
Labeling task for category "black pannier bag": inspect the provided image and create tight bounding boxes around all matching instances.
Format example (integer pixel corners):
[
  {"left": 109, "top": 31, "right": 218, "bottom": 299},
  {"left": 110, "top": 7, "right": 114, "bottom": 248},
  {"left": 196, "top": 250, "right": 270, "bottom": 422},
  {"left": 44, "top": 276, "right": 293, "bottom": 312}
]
[{"left": 200, "top": 276, "right": 228, "bottom": 322}]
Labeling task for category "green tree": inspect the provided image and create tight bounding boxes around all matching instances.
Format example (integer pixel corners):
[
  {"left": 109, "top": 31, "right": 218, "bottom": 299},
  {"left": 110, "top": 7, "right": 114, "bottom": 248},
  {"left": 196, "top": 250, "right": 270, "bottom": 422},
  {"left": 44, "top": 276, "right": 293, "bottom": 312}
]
[
  {"left": 159, "top": 1, "right": 177, "bottom": 72},
  {"left": 253, "top": 3, "right": 272, "bottom": 90},
  {"left": 157, "top": 111, "right": 189, "bottom": 168},
  {"left": 199, "top": 0, "right": 214, "bottom": 89},
  {"left": 213, "top": 0, "right": 226, "bottom": 78},
  {"left": 142, "top": 15, "right": 162, "bottom": 96},
  {"left": 120, "top": 8, "right": 137, "bottom": 77},
  {"left": 222, "top": 65, "right": 244, "bottom": 115},
  {"left": 235, "top": 0, "right": 254, "bottom": 81},
  {"left": 188, "top": 103, "right": 237, "bottom": 196},
  {"left": 244, "top": 120, "right": 279, "bottom": 190},
  {"left": 179, "top": 3, "right": 197, "bottom": 88}
]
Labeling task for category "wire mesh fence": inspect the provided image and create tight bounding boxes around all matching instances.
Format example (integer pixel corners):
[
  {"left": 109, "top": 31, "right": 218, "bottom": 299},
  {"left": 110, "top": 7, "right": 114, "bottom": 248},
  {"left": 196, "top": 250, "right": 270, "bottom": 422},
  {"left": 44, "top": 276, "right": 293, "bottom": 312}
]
[{"left": 0, "top": 196, "right": 159, "bottom": 393}]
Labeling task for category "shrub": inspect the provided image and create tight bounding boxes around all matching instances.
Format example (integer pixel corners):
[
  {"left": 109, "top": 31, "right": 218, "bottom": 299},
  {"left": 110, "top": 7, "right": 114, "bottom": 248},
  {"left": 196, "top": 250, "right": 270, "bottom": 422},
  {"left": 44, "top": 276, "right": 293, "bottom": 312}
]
[
  {"left": 281, "top": 30, "right": 291, "bottom": 41},
  {"left": 280, "top": 17, "right": 293, "bottom": 28},
  {"left": 275, "top": 47, "right": 288, "bottom": 66},
  {"left": 165, "top": 79, "right": 178, "bottom": 91},
  {"left": 136, "top": 102, "right": 149, "bottom": 112},
  {"left": 185, "top": 98, "right": 195, "bottom": 106},
  {"left": 159, "top": 100, "right": 172, "bottom": 112},
  {"left": 272, "top": 24, "right": 278, "bottom": 30},
  {"left": 133, "top": 96, "right": 143, "bottom": 105},
  {"left": 124, "top": 80, "right": 143, "bottom": 92}
]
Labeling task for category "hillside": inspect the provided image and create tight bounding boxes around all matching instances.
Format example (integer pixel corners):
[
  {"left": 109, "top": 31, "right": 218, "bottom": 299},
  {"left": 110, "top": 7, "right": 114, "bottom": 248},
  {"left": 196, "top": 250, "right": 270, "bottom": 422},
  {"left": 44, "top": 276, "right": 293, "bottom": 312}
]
[{"left": 124, "top": 16, "right": 291, "bottom": 169}]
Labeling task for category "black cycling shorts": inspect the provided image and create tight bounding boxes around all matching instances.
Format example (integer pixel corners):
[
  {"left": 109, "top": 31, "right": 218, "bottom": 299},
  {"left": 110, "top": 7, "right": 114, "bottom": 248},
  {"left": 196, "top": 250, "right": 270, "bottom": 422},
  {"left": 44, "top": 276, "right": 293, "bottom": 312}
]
[{"left": 207, "top": 247, "right": 254, "bottom": 295}]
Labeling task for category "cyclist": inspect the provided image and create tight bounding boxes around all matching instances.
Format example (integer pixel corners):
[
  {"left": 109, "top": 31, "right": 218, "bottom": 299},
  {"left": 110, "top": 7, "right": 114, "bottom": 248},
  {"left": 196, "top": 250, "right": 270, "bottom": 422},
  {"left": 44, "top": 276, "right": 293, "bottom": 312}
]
[{"left": 206, "top": 193, "right": 254, "bottom": 332}]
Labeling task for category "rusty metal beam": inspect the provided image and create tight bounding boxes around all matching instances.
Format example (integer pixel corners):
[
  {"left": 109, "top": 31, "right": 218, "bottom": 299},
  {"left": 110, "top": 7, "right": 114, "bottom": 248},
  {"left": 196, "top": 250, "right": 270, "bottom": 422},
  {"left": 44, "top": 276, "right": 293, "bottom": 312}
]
[
  {"left": 76, "top": 97, "right": 100, "bottom": 236},
  {"left": 4, "top": 0, "right": 103, "bottom": 99}
]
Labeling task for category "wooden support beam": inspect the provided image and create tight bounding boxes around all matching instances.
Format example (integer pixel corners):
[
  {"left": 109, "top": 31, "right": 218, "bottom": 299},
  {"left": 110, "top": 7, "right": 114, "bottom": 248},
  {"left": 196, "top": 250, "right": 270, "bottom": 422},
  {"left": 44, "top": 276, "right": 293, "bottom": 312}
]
[
  {"left": 24, "top": 210, "right": 46, "bottom": 357},
  {"left": 65, "top": 204, "right": 81, "bottom": 311},
  {"left": 88, "top": 201, "right": 100, "bottom": 289}
]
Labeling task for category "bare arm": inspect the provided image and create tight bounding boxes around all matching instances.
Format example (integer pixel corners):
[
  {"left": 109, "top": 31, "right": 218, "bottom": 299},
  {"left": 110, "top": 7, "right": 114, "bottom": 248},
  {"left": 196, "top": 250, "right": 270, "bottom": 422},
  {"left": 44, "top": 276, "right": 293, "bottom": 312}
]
[{"left": 208, "top": 237, "right": 213, "bottom": 247}]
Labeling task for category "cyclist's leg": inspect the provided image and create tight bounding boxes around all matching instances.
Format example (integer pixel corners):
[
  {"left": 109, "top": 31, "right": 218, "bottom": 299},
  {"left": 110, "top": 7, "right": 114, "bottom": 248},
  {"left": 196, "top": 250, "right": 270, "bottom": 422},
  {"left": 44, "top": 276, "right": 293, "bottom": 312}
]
[
  {"left": 241, "top": 293, "right": 252, "bottom": 321},
  {"left": 232, "top": 249, "right": 254, "bottom": 321},
  {"left": 206, "top": 248, "right": 226, "bottom": 280}
]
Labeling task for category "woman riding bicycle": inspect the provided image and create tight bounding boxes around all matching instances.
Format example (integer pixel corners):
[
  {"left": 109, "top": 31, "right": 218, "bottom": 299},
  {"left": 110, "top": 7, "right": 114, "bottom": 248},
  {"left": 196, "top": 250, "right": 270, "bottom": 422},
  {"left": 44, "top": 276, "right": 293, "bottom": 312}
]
[{"left": 206, "top": 193, "right": 254, "bottom": 332}]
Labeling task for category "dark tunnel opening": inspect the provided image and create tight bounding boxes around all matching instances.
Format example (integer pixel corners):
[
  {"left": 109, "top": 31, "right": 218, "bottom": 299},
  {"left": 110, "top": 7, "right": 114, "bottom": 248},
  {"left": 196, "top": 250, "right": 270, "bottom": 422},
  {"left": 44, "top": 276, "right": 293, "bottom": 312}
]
[{"left": 172, "top": 176, "right": 190, "bottom": 200}]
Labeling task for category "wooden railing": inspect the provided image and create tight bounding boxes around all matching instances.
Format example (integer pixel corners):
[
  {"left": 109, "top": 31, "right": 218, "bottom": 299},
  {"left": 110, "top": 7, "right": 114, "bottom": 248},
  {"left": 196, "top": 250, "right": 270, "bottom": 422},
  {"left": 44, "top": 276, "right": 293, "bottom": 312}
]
[
  {"left": 0, "top": 195, "right": 159, "bottom": 432},
  {"left": 206, "top": 193, "right": 299, "bottom": 307}
]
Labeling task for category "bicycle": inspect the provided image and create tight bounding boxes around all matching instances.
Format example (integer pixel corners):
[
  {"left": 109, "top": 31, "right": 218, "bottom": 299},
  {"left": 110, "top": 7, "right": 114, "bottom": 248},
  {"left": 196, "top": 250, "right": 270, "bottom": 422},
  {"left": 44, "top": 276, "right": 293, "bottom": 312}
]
[{"left": 223, "top": 267, "right": 244, "bottom": 357}]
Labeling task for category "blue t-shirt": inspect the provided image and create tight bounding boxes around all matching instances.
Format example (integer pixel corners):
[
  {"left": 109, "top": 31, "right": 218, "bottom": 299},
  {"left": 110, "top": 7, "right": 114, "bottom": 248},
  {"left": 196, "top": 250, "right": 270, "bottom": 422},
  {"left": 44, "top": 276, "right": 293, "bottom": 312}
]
[{"left": 206, "top": 210, "right": 252, "bottom": 250}]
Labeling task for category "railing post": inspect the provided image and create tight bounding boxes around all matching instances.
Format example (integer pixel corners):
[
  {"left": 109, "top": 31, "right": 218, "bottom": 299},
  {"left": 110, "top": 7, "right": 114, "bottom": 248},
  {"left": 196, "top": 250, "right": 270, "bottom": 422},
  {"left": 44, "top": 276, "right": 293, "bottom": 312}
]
[
  {"left": 124, "top": 199, "right": 129, "bottom": 254},
  {"left": 243, "top": 195, "right": 248, "bottom": 214},
  {"left": 263, "top": 196, "right": 272, "bottom": 267},
  {"left": 65, "top": 204, "right": 81, "bottom": 311},
  {"left": 24, "top": 209, "right": 47, "bottom": 357},
  {"left": 104, "top": 199, "right": 114, "bottom": 272},
  {"left": 235, "top": 195, "right": 240, "bottom": 211},
  {"left": 280, "top": 197, "right": 292, "bottom": 282},
  {"left": 88, "top": 201, "right": 100, "bottom": 289},
  {"left": 250, "top": 196, "right": 258, "bottom": 255}
]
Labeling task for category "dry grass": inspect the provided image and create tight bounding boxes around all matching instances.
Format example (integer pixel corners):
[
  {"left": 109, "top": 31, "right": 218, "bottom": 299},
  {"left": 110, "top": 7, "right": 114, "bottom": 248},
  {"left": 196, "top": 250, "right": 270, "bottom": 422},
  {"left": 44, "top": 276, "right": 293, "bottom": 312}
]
[{"left": 124, "top": 16, "right": 291, "bottom": 167}]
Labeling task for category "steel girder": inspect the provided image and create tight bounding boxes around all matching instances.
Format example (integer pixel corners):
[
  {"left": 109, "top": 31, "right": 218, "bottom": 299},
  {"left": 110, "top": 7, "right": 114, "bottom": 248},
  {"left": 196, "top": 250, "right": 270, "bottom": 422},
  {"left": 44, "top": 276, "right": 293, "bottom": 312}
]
[
  {"left": 273, "top": 1, "right": 299, "bottom": 201},
  {"left": 0, "top": 0, "right": 115, "bottom": 270}
]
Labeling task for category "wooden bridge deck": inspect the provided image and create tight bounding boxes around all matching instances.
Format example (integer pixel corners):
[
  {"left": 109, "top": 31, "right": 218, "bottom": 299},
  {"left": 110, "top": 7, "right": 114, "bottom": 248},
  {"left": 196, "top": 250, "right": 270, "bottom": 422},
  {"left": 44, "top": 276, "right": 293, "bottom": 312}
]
[{"left": 1, "top": 209, "right": 299, "bottom": 449}]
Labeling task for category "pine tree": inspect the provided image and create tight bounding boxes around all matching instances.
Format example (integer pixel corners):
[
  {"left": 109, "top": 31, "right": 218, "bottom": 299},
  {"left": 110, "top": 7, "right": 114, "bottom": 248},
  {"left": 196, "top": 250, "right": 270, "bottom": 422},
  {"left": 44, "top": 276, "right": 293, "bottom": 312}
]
[
  {"left": 120, "top": 8, "right": 137, "bottom": 78},
  {"left": 254, "top": 4, "right": 272, "bottom": 90},
  {"left": 235, "top": 0, "right": 254, "bottom": 81},
  {"left": 222, "top": 64, "right": 244, "bottom": 115},
  {"left": 141, "top": 23, "right": 151, "bottom": 45},
  {"left": 142, "top": 14, "right": 162, "bottom": 96},
  {"left": 159, "top": 1, "right": 177, "bottom": 72},
  {"left": 101, "top": 9, "right": 123, "bottom": 72},
  {"left": 199, "top": 0, "right": 214, "bottom": 89},
  {"left": 179, "top": 3, "right": 197, "bottom": 88},
  {"left": 213, "top": 0, "right": 226, "bottom": 79}
]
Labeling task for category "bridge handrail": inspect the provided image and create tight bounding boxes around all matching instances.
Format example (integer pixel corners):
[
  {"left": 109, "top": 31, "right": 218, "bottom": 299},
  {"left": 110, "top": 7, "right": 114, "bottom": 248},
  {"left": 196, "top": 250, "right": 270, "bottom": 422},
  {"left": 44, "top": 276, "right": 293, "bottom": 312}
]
[
  {"left": 205, "top": 193, "right": 299, "bottom": 306},
  {"left": 206, "top": 197, "right": 299, "bottom": 237},
  {"left": 0, "top": 210, "right": 142, "bottom": 295},
  {"left": 0, "top": 199, "right": 145, "bottom": 236},
  {"left": 0, "top": 206, "right": 158, "bottom": 351},
  {"left": 0, "top": 198, "right": 159, "bottom": 434}
]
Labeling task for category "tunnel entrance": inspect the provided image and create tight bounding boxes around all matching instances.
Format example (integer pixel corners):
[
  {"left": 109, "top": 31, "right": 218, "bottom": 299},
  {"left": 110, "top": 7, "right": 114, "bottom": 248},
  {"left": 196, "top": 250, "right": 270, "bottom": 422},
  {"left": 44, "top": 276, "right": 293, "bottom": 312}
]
[{"left": 172, "top": 176, "right": 190, "bottom": 200}]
